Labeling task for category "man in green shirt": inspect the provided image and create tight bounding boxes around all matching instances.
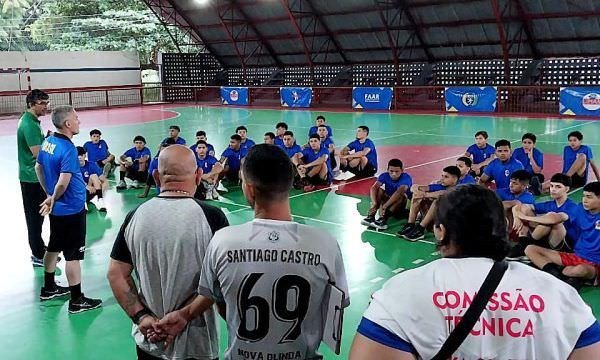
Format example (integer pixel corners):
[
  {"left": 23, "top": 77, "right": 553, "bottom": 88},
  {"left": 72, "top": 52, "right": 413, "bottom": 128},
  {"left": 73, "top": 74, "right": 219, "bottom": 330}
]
[{"left": 17, "top": 89, "right": 51, "bottom": 266}]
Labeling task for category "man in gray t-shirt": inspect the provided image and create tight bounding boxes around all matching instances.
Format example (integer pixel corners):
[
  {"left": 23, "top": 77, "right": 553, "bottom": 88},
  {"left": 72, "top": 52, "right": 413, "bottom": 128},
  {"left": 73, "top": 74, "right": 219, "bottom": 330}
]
[{"left": 108, "top": 145, "right": 228, "bottom": 360}]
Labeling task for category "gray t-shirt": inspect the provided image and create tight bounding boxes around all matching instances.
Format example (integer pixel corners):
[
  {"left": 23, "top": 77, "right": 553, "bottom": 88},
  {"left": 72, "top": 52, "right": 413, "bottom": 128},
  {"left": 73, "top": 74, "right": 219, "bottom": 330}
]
[{"left": 111, "top": 197, "right": 229, "bottom": 360}]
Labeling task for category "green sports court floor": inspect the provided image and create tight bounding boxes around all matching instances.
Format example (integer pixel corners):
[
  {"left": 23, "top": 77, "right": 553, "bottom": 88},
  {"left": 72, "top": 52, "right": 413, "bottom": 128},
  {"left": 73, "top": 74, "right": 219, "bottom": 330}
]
[{"left": 1, "top": 105, "right": 600, "bottom": 359}]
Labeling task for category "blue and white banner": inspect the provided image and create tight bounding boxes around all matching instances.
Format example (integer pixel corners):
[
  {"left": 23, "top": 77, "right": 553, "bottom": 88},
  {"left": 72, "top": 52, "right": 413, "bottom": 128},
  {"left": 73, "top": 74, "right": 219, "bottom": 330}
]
[
  {"left": 560, "top": 87, "right": 600, "bottom": 116},
  {"left": 221, "top": 87, "right": 249, "bottom": 106},
  {"left": 352, "top": 87, "right": 393, "bottom": 110},
  {"left": 280, "top": 87, "right": 312, "bottom": 108},
  {"left": 445, "top": 87, "right": 497, "bottom": 112}
]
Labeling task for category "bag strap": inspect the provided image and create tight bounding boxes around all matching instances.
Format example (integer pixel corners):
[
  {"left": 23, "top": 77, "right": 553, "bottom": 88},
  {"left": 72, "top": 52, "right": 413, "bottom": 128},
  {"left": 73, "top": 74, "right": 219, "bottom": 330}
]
[{"left": 431, "top": 260, "right": 509, "bottom": 360}]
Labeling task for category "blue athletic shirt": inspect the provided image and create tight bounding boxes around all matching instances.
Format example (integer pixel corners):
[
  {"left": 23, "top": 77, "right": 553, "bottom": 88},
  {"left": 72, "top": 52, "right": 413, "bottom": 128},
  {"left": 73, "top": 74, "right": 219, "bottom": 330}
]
[
  {"left": 123, "top": 147, "right": 152, "bottom": 172},
  {"left": 301, "top": 147, "right": 332, "bottom": 180},
  {"left": 427, "top": 184, "right": 448, "bottom": 192},
  {"left": 512, "top": 147, "right": 544, "bottom": 175},
  {"left": 308, "top": 125, "right": 333, "bottom": 138},
  {"left": 161, "top": 137, "right": 186, "bottom": 145},
  {"left": 37, "top": 133, "right": 86, "bottom": 216},
  {"left": 190, "top": 143, "right": 215, "bottom": 158},
  {"left": 563, "top": 145, "right": 594, "bottom": 181},
  {"left": 572, "top": 204, "right": 600, "bottom": 265},
  {"left": 483, "top": 157, "right": 524, "bottom": 190},
  {"left": 347, "top": 138, "right": 378, "bottom": 169},
  {"left": 496, "top": 188, "right": 535, "bottom": 204},
  {"left": 534, "top": 198, "right": 579, "bottom": 240},
  {"left": 458, "top": 174, "right": 476, "bottom": 185},
  {"left": 274, "top": 137, "right": 284, "bottom": 147},
  {"left": 321, "top": 137, "right": 335, "bottom": 151},
  {"left": 80, "top": 160, "right": 102, "bottom": 184},
  {"left": 83, "top": 139, "right": 109, "bottom": 163},
  {"left": 466, "top": 143, "right": 495, "bottom": 164},
  {"left": 221, "top": 146, "right": 248, "bottom": 170},
  {"left": 377, "top": 172, "right": 412, "bottom": 197},
  {"left": 280, "top": 144, "right": 302, "bottom": 158},
  {"left": 197, "top": 155, "right": 219, "bottom": 173},
  {"left": 148, "top": 157, "right": 160, "bottom": 193},
  {"left": 240, "top": 138, "right": 255, "bottom": 151}
]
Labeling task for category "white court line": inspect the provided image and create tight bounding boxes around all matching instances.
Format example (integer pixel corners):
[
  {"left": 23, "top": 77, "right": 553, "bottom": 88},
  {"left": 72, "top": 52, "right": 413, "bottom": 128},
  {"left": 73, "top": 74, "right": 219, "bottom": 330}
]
[
  {"left": 412, "top": 259, "right": 425, "bottom": 264},
  {"left": 392, "top": 267, "right": 405, "bottom": 274},
  {"left": 369, "top": 277, "right": 385, "bottom": 284}
]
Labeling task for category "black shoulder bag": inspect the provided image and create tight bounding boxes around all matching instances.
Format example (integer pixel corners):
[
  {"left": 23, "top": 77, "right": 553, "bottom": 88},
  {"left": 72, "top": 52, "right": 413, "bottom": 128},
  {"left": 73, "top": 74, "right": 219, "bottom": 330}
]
[{"left": 431, "top": 260, "right": 509, "bottom": 360}]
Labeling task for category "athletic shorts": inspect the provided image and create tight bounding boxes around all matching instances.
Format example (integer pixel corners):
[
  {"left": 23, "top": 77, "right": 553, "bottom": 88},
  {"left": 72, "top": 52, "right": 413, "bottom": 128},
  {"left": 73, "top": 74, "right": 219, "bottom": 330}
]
[
  {"left": 125, "top": 169, "right": 148, "bottom": 182},
  {"left": 48, "top": 210, "right": 86, "bottom": 261},
  {"left": 571, "top": 173, "right": 586, "bottom": 188},
  {"left": 559, "top": 252, "right": 600, "bottom": 277},
  {"left": 307, "top": 174, "right": 330, "bottom": 186},
  {"left": 350, "top": 162, "right": 376, "bottom": 178}
]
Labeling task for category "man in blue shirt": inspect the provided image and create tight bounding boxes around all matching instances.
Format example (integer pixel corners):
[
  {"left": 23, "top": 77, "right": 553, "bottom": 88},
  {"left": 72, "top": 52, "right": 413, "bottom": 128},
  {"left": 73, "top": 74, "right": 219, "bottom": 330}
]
[
  {"left": 497, "top": 170, "right": 535, "bottom": 236},
  {"left": 292, "top": 134, "right": 331, "bottom": 191},
  {"left": 77, "top": 146, "right": 107, "bottom": 212},
  {"left": 263, "top": 132, "right": 276, "bottom": 145},
  {"left": 456, "top": 156, "right": 476, "bottom": 185},
  {"left": 274, "top": 122, "right": 288, "bottom": 147},
  {"left": 236, "top": 125, "right": 255, "bottom": 151},
  {"left": 161, "top": 125, "right": 186, "bottom": 146},
  {"left": 512, "top": 133, "right": 544, "bottom": 195},
  {"left": 563, "top": 131, "right": 600, "bottom": 188},
  {"left": 338, "top": 125, "right": 377, "bottom": 180},
  {"left": 362, "top": 159, "right": 412, "bottom": 230},
  {"left": 195, "top": 140, "right": 223, "bottom": 201},
  {"left": 83, "top": 129, "right": 115, "bottom": 178},
  {"left": 479, "top": 139, "right": 524, "bottom": 190},
  {"left": 526, "top": 181, "right": 600, "bottom": 289},
  {"left": 117, "top": 135, "right": 152, "bottom": 190},
  {"left": 218, "top": 134, "right": 248, "bottom": 191},
  {"left": 137, "top": 138, "right": 176, "bottom": 199},
  {"left": 190, "top": 131, "right": 215, "bottom": 158},
  {"left": 308, "top": 115, "right": 333, "bottom": 139},
  {"left": 317, "top": 125, "right": 336, "bottom": 171},
  {"left": 464, "top": 130, "right": 496, "bottom": 176},
  {"left": 35, "top": 105, "right": 102, "bottom": 313},
  {"left": 279, "top": 131, "right": 302, "bottom": 158}
]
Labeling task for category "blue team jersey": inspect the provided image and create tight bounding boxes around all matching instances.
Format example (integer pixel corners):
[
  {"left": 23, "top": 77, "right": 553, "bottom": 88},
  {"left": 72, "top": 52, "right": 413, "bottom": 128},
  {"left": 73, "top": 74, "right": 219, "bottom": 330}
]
[
  {"left": 80, "top": 160, "right": 102, "bottom": 184},
  {"left": 221, "top": 147, "right": 248, "bottom": 170},
  {"left": 496, "top": 188, "right": 535, "bottom": 204},
  {"left": 428, "top": 184, "right": 448, "bottom": 192},
  {"left": 37, "top": 134, "right": 86, "bottom": 216},
  {"left": 123, "top": 147, "right": 152, "bottom": 171},
  {"left": 458, "top": 174, "right": 476, "bottom": 185},
  {"left": 571, "top": 204, "right": 600, "bottom": 264},
  {"left": 161, "top": 137, "right": 186, "bottom": 145},
  {"left": 377, "top": 172, "right": 412, "bottom": 197},
  {"left": 190, "top": 143, "right": 215, "bottom": 158},
  {"left": 148, "top": 157, "right": 160, "bottom": 193},
  {"left": 321, "top": 137, "right": 335, "bottom": 151},
  {"left": 512, "top": 147, "right": 544, "bottom": 175},
  {"left": 563, "top": 145, "right": 593, "bottom": 181},
  {"left": 240, "top": 138, "right": 255, "bottom": 151},
  {"left": 534, "top": 198, "right": 580, "bottom": 240},
  {"left": 197, "top": 155, "right": 219, "bottom": 173},
  {"left": 274, "top": 137, "right": 284, "bottom": 147},
  {"left": 347, "top": 138, "right": 378, "bottom": 169},
  {"left": 280, "top": 144, "right": 302, "bottom": 158},
  {"left": 466, "top": 143, "right": 495, "bottom": 165},
  {"left": 308, "top": 125, "right": 333, "bottom": 138},
  {"left": 301, "top": 147, "right": 332, "bottom": 180},
  {"left": 483, "top": 157, "right": 524, "bottom": 190},
  {"left": 83, "top": 140, "right": 109, "bottom": 163}
]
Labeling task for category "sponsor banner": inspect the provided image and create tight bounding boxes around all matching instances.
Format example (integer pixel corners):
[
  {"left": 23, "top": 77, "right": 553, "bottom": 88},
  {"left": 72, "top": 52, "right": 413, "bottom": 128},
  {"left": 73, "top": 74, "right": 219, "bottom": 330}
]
[
  {"left": 221, "top": 87, "right": 249, "bottom": 106},
  {"left": 560, "top": 87, "right": 600, "bottom": 116},
  {"left": 445, "top": 87, "right": 497, "bottom": 112},
  {"left": 280, "top": 87, "right": 312, "bottom": 108},
  {"left": 352, "top": 87, "right": 393, "bottom": 110}
]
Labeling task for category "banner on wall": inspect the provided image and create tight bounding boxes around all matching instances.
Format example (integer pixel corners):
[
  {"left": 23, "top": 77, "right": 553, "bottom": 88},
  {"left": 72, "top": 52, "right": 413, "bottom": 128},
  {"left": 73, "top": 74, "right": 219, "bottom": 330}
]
[
  {"left": 445, "top": 87, "right": 497, "bottom": 112},
  {"left": 352, "top": 87, "right": 393, "bottom": 110},
  {"left": 560, "top": 87, "right": 600, "bottom": 116},
  {"left": 280, "top": 87, "right": 312, "bottom": 108},
  {"left": 221, "top": 87, "right": 249, "bottom": 106}
]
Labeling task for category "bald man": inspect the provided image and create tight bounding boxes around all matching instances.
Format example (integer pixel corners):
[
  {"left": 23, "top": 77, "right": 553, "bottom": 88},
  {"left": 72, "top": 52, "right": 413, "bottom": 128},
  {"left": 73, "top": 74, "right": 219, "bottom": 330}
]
[{"left": 108, "top": 145, "right": 229, "bottom": 360}]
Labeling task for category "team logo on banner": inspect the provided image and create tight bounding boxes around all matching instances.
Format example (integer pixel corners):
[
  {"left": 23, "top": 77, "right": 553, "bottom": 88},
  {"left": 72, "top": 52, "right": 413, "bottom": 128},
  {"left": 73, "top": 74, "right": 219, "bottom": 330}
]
[
  {"left": 230, "top": 90, "right": 239, "bottom": 102},
  {"left": 292, "top": 91, "right": 300, "bottom": 103},
  {"left": 365, "top": 93, "right": 380, "bottom": 103},
  {"left": 462, "top": 93, "right": 478, "bottom": 107},
  {"left": 582, "top": 93, "right": 600, "bottom": 111}
]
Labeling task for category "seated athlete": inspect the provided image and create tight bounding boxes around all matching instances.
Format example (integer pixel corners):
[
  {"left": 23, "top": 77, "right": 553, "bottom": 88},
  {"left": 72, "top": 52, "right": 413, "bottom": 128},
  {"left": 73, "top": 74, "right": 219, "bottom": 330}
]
[
  {"left": 190, "top": 130, "right": 215, "bottom": 158},
  {"left": 161, "top": 125, "right": 186, "bottom": 146},
  {"left": 274, "top": 122, "right": 288, "bottom": 147},
  {"left": 317, "top": 124, "right": 337, "bottom": 171},
  {"left": 292, "top": 134, "right": 331, "bottom": 191},
  {"left": 83, "top": 129, "right": 115, "bottom": 178},
  {"left": 464, "top": 130, "right": 495, "bottom": 176},
  {"left": 218, "top": 134, "right": 248, "bottom": 192},
  {"left": 526, "top": 181, "right": 600, "bottom": 289},
  {"left": 562, "top": 131, "right": 600, "bottom": 189},
  {"left": 308, "top": 115, "right": 333, "bottom": 138},
  {"left": 263, "top": 132, "right": 275, "bottom": 145},
  {"left": 456, "top": 156, "right": 476, "bottom": 184},
  {"left": 195, "top": 140, "right": 223, "bottom": 201},
  {"left": 338, "top": 125, "right": 378, "bottom": 180},
  {"left": 117, "top": 135, "right": 151, "bottom": 190},
  {"left": 399, "top": 166, "right": 461, "bottom": 241},
  {"left": 362, "top": 159, "right": 412, "bottom": 230},
  {"left": 497, "top": 170, "right": 535, "bottom": 233},
  {"left": 279, "top": 131, "right": 302, "bottom": 158},
  {"left": 77, "top": 146, "right": 107, "bottom": 212},
  {"left": 512, "top": 133, "right": 544, "bottom": 195},
  {"left": 137, "top": 138, "right": 176, "bottom": 198},
  {"left": 479, "top": 139, "right": 524, "bottom": 190},
  {"left": 236, "top": 125, "right": 255, "bottom": 151},
  {"left": 510, "top": 173, "right": 579, "bottom": 260}
]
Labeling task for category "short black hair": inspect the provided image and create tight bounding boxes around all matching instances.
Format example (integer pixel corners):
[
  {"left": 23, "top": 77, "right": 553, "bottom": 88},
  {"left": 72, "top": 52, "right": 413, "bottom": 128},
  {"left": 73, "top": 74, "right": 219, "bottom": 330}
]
[
  {"left": 358, "top": 125, "right": 369, "bottom": 135},
  {"left": 89, "top": 129, "right": 101, "bottom": 136},
  {"left": 162, "top": 137, "right": 176, "bottom": 146},
  {"left": 495, "top": 139, "right": 511, "bottom": 149},
  {"left": 76, "top": 146, "right": 86, "bottom": 156},
  {"left": 568, "top": 131, "right": 583, "bottom": 141},
  {"left": 169, "top": 125, "right": 180, "bottom": 132},
  {"left": 510, "top": 169, "right": 531, "bottom": 184},
  {"left": 196, "top": 130, "right": 206, "bottom": 137},
  {"left": 443, "top": 166, "right": 461, "bottom": 178},
  {"left": 230, "top": 134, "right": 242, "bottom": 142},
  {"left": 283, "top": 130, "right": 294, "bottom": 137},
  {"left": 316, "top": 115, "right": 326, "bottom": 121},
  {"left": 388, "top": 159, "right": 403, "bottom": 168},
  {"left": 195, "top": 140, "right": 207, "bottom": 147},
  {"left": 583, "top": 181, "right": 600, "bottom": 196},
  {"left": 25, "top": 89, "right": 49, "bottom": 109},
  {"left": 133, "top": 135, "right": 146, "bottom": 144},
  {"left": 435, "top": 184, "right": 509, "bottom": 261},
  {"left": 276, "top": 122, "right": 288, "bottom": 130},
  {"left": 264, "top": 132, "right": 275, "bottom": 139},
  {"left": 317, "top": 125, "right": 328, "bottom": 129},
  {"left": 550, "top": 173, "right": 572, "bottom": 187},
  {"left": 475, "top": 131, "right": 488, "bottom": 139},
  {"left": 522, "top": 133, "right": 537, "bottom": 143},
  {"left": 457, "top": 156, "right": 472, "bottom": 168},
  {"left": 242, "top": 144, "right": 293, "bottom": 202},
  {"left": 236, "top": 125, "right": 248, "bottom": 132},
  {"left": 308, "top": 133, "right": 320, "bottom": 140}
]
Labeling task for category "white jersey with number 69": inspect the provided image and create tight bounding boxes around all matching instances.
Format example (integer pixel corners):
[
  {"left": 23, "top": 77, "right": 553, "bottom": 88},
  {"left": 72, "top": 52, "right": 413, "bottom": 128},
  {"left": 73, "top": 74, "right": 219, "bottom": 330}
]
[{"left": 199, "top": 218, "right": 349, "bottom": 360}]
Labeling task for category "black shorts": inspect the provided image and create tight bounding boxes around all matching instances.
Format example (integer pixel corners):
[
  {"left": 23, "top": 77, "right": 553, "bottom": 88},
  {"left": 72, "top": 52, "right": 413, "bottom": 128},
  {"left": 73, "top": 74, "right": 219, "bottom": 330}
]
[
  {"left": 350, "top": 162, "right": 376, "bottom": 178},
  {"left": 48, "top": 210, "right": 86, "bottom": 261},
  {"left": 307, "top": 174, "right": 330, "bottom": 186},
  {"left": 571, "top": 173, "right": 586, "bottom": 188},
  {"left": 126, "top": 169, "right": 148, "bottom": 182}
]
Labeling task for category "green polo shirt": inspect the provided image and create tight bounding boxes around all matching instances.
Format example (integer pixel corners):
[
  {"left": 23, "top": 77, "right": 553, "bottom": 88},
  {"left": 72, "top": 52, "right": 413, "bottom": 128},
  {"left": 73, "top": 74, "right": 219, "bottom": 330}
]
[{"left": 17, "top": 111, "right": 45, "bottom": 183}]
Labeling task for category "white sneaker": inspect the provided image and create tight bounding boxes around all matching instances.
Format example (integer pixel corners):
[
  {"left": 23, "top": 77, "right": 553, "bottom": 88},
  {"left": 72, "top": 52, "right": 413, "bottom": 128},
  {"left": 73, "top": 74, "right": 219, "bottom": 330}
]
[
  {"left": 97, "top": 198, "right": 107, "bottom": 212},
  {"left": 343, "top": 171, "right": 356, "bottom": 180},
  {"left": 334, "top": 171, "right": 347, "bottom": 181},
  {"left": 132, "top": 180, "right": 140, "bottom": 189},
  {"left": 216, "top": 183, "right": 228, "bottom": 192},
  {"left": 117, "top": 180, "right": 127, "bottom": 190},
  {"left": 211, "top": 187, "right": 219, "bottom": 200}
]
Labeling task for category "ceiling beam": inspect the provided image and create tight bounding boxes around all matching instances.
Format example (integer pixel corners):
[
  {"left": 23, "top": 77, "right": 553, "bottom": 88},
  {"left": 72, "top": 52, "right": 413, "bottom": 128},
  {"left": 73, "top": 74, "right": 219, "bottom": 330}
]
[
  {"left": 304, "top": 0, "right": 349, "bottom": 64},
  {"left": 512, "top": 0, "right": 540, "bottom": 59},
  {"left": 214, "top": 2, "right": 247, "bottom": 71},
  {"left": 395, "top": 0, "right": 434, "bottom": 62},
  {"left": 279, "top": 0, "right": 314, "bottom": 68},
  {"left": 491, "top": 0, "right": 511, "bottom": 84}
]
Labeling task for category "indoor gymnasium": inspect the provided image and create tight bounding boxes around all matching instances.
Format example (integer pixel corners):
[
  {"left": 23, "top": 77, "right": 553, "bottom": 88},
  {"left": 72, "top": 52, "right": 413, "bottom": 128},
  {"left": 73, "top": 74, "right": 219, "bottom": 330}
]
[{"left": 2, "top": 1, "right": 600, "bottom": 359}]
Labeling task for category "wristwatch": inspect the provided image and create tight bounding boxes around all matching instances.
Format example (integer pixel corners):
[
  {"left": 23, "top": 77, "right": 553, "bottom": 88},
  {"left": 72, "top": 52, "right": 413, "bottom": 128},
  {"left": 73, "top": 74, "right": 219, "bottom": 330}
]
[{"left": 131, "top": 308, "right": 152, "bottom": 325}]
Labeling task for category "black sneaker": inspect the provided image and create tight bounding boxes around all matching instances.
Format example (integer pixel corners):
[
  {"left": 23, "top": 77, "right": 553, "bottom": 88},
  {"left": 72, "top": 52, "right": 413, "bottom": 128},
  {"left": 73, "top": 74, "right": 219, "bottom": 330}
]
[
  {"left": 506, "top": 242, "right": 528, "bottom": 261},
  {"left": 372, "top": 218, "right": 388, "bottom": 230},
  {"left": 69, "top": 295, "right": 102, "bottom": 314},
  {"left": 397, "top": 223, "right": 415, "bottom": 237},
  {"left": 404, "top": 225, "right": 425, "bottom": 242},
  {"left": 361, "top": 216, "right": 376, "bottom": 227},
  {"left": 40, "top": 285, "right": 70, "bottom": 301}
]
